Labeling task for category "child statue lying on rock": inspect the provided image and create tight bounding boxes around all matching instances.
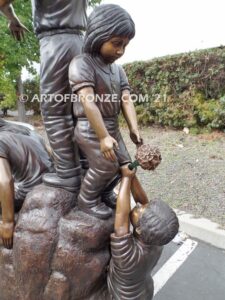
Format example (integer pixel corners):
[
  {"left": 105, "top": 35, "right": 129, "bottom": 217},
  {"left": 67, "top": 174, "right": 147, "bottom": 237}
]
[{"left": 0, "top": 119, "right": 53, "bottom": 249}]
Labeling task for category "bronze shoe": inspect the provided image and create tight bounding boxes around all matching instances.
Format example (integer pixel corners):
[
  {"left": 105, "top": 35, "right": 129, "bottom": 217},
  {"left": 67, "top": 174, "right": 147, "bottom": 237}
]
[
  {"left": 102, "top": 191, "right": 117, "bottom": 209},
  {"left": 78, "top": 202, "right": 112, "bottom": 219},
  {"left": 42, "top": 172, "right": 81, "bottom": 193}
]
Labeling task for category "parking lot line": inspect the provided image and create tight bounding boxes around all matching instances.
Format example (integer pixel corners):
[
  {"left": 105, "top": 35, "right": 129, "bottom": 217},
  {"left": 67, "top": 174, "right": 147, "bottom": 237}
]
[{"left": 153, "top": 238, "right": 198, "bottom": 296}]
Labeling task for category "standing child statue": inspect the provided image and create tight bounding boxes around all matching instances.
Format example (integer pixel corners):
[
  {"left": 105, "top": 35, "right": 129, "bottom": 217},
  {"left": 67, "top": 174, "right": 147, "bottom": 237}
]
[{"left": 69, "top": 4, "right": 142, "bottom": 219}]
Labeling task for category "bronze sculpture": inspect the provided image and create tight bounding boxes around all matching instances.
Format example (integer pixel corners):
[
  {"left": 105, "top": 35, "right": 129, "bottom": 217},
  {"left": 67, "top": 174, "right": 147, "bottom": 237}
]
[
  {"left": 0, "top": 119, "right": 53, "bottom": 249},
  {"left": 0, "top": 127, "right": 178, "bottom": 299},
  {"left": 108, "top": 164, "right": 179, "bottom": 300},
  {"left": 0, "top": 1, "right": 119, "bottom": 204},
  {"left": 0, "top": 129, "right": 179, "bottom": 300},
  {"left": 34, "top": 0, "right": 88, "bottom": 192},
  {"left": 129, "top": 144, "right": 162, "bottom": 170},
  {"left": 0, "top": 0, "right": 88, "bottom": 192},
  {"left": 0, "top": 0, "right": 28, "bottom": 41},
  {"left": 69, "top": 4, "right": 142, "bottom": 219},
  {"left": 0, "top": 3, "right": 179, "bottom": 299}
]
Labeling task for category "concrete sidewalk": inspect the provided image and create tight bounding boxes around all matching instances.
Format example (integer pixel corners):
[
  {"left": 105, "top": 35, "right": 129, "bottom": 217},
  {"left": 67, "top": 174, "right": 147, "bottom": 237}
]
[{"left": 174, "top": 209, "right": 225, "bottom": 250}]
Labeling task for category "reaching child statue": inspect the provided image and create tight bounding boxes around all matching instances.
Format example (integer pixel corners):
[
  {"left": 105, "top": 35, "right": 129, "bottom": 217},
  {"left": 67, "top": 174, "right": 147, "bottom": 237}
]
[
  {"left": 107, "top": 164, "right": 179, "bottom": 300},
  {"left": 69, "top": 4, "right": 143, "bottom": 219}
]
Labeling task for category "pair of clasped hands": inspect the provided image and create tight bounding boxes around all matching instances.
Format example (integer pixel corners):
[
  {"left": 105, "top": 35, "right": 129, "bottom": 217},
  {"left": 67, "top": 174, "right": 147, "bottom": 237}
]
[{"left": 100, "top": 128, "right": 143, "bottom": 162}]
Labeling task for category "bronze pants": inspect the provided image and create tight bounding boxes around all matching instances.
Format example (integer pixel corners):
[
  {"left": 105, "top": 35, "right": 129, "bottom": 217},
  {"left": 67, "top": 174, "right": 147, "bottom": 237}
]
[
  {"left": 39, "top": 33, "right": 83, "bottom": 178},
  {"left": 75, "top": 118, "right": 131, "bottom": 206}
]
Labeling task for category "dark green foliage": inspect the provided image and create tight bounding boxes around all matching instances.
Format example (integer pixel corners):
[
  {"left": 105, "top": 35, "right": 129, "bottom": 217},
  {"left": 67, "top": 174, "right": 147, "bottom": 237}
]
[
  {"left": 0, "top": 1, "right": 40, "bottom": 73},
  {"left": 0, "top": 0, "right": 39, "bottom": 110},
  {"left": 89, "top": 0, "right": 102, "bottom": 6},
  {"left": 124, "top": 46, "right": 225, "bottom": 130},
  {"left": 0, "top": 0, "right": 102, "bottom": 113}
]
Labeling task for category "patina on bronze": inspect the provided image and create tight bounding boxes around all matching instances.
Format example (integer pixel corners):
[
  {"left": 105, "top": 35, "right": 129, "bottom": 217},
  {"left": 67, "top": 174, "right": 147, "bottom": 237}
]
[
  {"left": 129, "top": 144, "right": 162, "bottom": 170},
  {"left": 0, "top": 1, "right": 88, "bottom": 192},
  {"left": 69, "top": 4, "right": 142, "bottom": 219},
  {"left": 0, "top": 119, "right": 53, "bottom": 249},
  {"left": 108, "top": 164, "right": 179, "bottom": 299},
  {"left": 32, "top": 0, "right": 89, "bottom": 192},
  {"left": 0, "top": 153, "right": 178, "bottom": 300},
  {"left": 0, "top": 1, "right": 120, "bottom": 201},
  {"left": 129, "top": 144, "right": 162, "bottom": 205},
  {"left": 0, "top": 0, "right": 28, "bottom": 41},
  {"left": 0, "top": 4, "right": 179, "bottom": 300}
]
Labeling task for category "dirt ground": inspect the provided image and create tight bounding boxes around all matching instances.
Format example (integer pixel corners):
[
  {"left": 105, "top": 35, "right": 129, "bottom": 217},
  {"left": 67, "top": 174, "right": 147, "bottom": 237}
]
[
  {"left": 121, "top": 126, "right": 225, "bottom": 229},
  {"left": 6, "top": 116, "right": 225, "bottom": 229}
]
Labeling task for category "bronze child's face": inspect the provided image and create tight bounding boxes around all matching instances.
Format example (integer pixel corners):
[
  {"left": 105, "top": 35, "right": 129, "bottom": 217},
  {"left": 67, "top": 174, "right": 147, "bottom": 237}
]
[
  {"left": 130, "top": 203, "right": 146, "bottom": 228},
  {"left": 100, "top": 36, "right": 130, "bottom": 64}
]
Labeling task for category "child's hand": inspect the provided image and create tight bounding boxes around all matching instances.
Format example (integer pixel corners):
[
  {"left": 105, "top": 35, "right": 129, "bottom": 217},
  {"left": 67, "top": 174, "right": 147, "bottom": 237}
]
[
  {"left": 120, "top": 164, "right": 136, "bottom": 178},
  {"left": 0, "top": 221, "right": 14, "bottom": 249},
  {"left": 130, "top": 128, "right": 143, "bottom": 146},
  {"left": 100, "top": 136, "right": 119, "bottom": 162}
]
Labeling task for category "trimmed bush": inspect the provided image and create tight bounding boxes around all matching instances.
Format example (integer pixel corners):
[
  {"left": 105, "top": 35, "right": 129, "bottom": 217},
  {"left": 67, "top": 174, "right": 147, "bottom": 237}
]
[{"left": 124, "top": 46, "right": 225, "bottom": 130}]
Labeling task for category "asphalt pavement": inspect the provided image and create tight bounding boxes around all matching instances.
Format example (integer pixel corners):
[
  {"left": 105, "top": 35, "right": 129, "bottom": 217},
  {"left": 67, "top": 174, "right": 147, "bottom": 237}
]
[{"left": 152, "top": 237, "right": 225, "bottom": 300}]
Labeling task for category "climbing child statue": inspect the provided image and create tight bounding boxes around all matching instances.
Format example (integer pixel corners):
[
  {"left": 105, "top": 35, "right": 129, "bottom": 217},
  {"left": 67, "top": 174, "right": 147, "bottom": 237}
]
[{"left": 108, "top": 164, "right": 179, "bottom": 299}]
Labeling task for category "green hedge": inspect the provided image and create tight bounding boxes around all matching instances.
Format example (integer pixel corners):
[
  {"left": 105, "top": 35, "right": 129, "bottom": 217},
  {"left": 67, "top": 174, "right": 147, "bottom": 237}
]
[{"left": 124, "top": 46, "right": 225, "bottom": 130}]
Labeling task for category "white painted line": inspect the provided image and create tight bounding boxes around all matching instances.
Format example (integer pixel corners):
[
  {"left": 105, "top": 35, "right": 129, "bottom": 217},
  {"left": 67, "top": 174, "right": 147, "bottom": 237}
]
[{"left": 153, "top": 238, "right": 198, "bottom": 296}]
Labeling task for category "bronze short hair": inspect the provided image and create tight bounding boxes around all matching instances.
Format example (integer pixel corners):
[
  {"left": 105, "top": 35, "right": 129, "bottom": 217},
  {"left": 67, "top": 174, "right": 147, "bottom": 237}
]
[
  {"left": 84, "top": 4, "right": 135, "bottom": 55},
  {"left": 136, "top": 200, "right": 179, "bottom": 246}
]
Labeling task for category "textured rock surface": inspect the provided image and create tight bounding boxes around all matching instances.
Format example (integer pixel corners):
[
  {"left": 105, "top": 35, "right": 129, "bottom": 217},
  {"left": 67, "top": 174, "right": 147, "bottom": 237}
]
[{"left": 0, "top": 184, "right": 113, "bottom": 300}]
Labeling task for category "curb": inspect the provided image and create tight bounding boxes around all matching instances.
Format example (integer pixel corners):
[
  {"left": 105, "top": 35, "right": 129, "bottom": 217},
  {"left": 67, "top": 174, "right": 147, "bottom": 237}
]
[{"left": 174, "top": 209, "right": 225, "bottom": 250}]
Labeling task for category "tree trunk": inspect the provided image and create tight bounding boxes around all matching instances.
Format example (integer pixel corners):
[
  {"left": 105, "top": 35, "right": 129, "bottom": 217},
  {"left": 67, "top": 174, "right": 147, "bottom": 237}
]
[{"left": 17, "top": 73, "right": 26, "bottom": 122}]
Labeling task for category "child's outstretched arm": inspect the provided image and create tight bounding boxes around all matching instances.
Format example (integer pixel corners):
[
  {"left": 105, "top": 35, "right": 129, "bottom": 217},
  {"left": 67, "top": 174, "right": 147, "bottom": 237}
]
[
  {"left": 121, "top": 89, "right": 143, "bottom": 146},
  {"left": 114, "top": 165, "right": 136, "bottom": 237},
  {"left": 77, "top": 87, "right": 119, "bottom": 162},
  {"left": 0, "top": 157, "right": 15, "bottom": 249},
  {"left": 131, "top": 175, "right": 149, "bottom": 205}
]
